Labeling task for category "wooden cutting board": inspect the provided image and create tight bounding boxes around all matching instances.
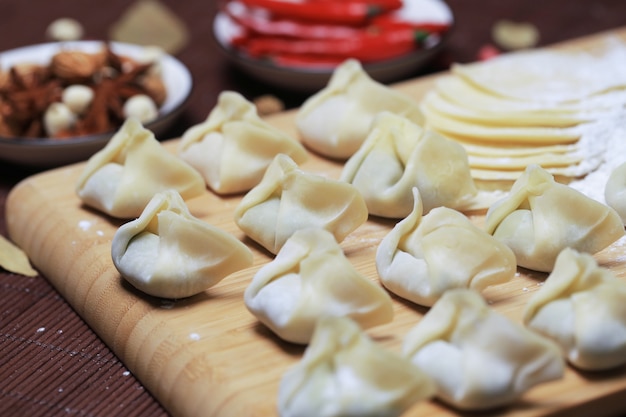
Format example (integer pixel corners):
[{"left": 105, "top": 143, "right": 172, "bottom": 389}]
[{"left": 7, "top": 28, "right": 626, "bottom": 417}]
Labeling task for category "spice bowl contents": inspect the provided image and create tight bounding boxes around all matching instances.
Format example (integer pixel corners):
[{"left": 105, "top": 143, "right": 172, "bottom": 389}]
[
  {"left": 0, "top": 41, "right": 192, "bottom": 167},
  {"left": 212, "top": 0, "right": 453, "bottom": 91}
]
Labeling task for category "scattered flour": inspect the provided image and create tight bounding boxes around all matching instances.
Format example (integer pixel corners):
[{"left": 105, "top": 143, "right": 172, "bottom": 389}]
[{"left": 569, "top": 111, "right": 626, "bottom": 204}]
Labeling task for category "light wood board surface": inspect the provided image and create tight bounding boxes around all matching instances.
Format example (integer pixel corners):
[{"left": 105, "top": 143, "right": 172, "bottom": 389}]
[{"left": 7, "top": 27, "right": 626, "bottom": 417}]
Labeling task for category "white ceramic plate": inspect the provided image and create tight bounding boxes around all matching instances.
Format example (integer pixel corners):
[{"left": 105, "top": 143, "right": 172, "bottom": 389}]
[
  {"left": 0, "top": 41, "right": 192, "bottom": 168},
  {"left": 212, "top": 0, "right": 453, "bottom": 92}
]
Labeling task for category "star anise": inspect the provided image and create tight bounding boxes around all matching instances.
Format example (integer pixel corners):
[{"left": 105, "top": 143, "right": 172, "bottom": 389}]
[
  {"left": 0, "top": 65, "right": 63, "bottom": 138},
  {"left": 68, "top": 47, "right": 157, "bottom": 136}
]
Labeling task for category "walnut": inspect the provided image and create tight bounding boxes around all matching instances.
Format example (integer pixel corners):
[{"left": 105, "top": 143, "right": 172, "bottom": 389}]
[
  {"left": 50, "top": 50, "right": 106, "bottom": 81},
  {"left": 0, "top": 114, "right": 15, "bottom": 137},
  {"left": 253, "top": 94, "right": 284, "bottom": 116},
  {"left": 139, "top": 72, "right": 167, "bottom": 106},
  {"left": 0, "top": 70, "right": 8, "bottom": 90}
]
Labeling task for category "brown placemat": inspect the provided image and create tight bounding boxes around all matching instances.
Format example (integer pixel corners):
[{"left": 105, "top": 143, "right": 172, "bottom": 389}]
[{"left": 0, "top": 271, "right": 170, "bottom": 416}]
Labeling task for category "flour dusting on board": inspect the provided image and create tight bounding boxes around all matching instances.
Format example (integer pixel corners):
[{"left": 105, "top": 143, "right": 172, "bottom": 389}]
[{"left": 570, "top": 112, "right": 626, "bottom": 204}]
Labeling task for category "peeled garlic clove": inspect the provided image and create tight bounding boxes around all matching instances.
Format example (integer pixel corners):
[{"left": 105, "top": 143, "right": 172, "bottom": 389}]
[
  {"left": 137, "top": 45, "right": 165, "bottom": 75},
  {"left": 44, "top": 102, "right": 77, "bottom": 136},
  {"left": 46, "top": 17, "right": 84, "bottom": 42},
  {"left": 62, "top": 85, "right": 94, "bottom": 114},
  {"left": 123, "top": 94, "right": 158, "bottom": 123}
]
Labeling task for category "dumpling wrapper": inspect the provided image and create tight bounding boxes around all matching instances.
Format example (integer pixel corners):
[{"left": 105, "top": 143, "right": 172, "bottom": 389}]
[
  {"left": 376, "top": 188, "right": 516, "bottom": 307},
  {"left": 403, "top": 288, "right": 565, "bottom": 411},
  {"left": 523, "top": 248, "right": 626, "bottom": 371},
  {"left": 178, "top": 91, "right": 308, "bottom": 194},
  {"left": 421, "top": 89, "right": 591, "bottom": 128},
  {"left": 111, "top": 189, "right": 253, "bottom": 299},
  {"left": 604, "top": 160, "right": 626, "bottom": 224},
  {"left": 234, "top": 153, "right": 368, "bottom": 255},
  {"left": 341, "top": 111, "right": 477, "bottom": 218},
  {"left": 451, "top": 45, "right": 626, "bottom": 103},
  {"left": 296, "top": 59, "right": 423, "bottom": 159},
  {"left": 244, "top": 228, "right": 393, "bottom": 344},
  {"left": 278, "top": 316, "right": 436, "bottom": 417},
  {"left": 422, "top": 106, "right": 581, "bottom": 146},
  {"left": 76, "top": 118, "right": 205, "bottom": 219},
  {"left": 433, "top": 74, "right": 612, "bottom": 114},
  {"left": 485, "top": 164, "right": 624, "bottom": 272}
]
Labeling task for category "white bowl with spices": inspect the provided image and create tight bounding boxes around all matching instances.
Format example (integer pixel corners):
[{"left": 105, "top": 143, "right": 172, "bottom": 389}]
[{"left": 0, "top": 40, "right": 192, "bottom": 168}]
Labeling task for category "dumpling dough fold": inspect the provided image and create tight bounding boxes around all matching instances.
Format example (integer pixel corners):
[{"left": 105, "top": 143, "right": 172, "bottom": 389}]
[
  {"left": 234, "top": 154, "right": 368, "bottom": 254},
  {"left": 111, "top": 190, "right": 253, "bottom": 299},
  {"left": 244, "top": 228, "right": 393, "bottom": 344},
  {"left": 376, "top": 188, "right": 516, "bottom": 307},
  {"left": 296, "top": 59, "right": 423, "bottom": 159},
  {"left": 604, "top": 160, "right": 626, "bottom": 225},
  {"left": 341, "top": 111, "right": 477, "bottom": 217},
  {"left": 403, "top": 289, "right": 565, "bottom": 411},
  {"left": 485, "top": 164, "right": 624, "bottom": 272},
  {"left": 523, "top": 247, "right": 626, "bottom": 370},
  {"left": 178, "top": 91, "right": 307, "bottom": 194},
  {"left": 76, "top": 118, "right": 205, "bottom": 219},
  {"left": 278, "top": 316, "right": 436, "bottom": 417}
]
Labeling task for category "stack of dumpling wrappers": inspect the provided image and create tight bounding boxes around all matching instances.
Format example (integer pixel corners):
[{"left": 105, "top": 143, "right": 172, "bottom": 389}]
[{"left": 420, "top": 39, "right": 626, "bottom": 192}]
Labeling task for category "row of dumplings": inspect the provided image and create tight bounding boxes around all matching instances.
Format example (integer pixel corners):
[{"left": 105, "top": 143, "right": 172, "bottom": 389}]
[
  {"left": 280, "top": 239, "right": 626, "bottom": 417},
  {"left": 73, "top": 57, "right": 626, "bottom": 416}
]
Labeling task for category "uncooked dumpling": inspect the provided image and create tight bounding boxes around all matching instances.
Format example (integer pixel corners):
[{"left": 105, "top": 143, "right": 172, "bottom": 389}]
[
  {"left": 604, "top": 160, "right": 626, "bottom": 224},
  {"left": 403, "top": 288, "right": 565, "bottom": 411},
  {"left": 76, "top": 118, "right": 205, "bottom": 219},
  {"left": 341, "top": 111, "right": 477, "bottom": 217},
  {"left": 376, "top": 188, "right": 516, "bottom": 307},
  {"left": 111, "top": 190, "right": 253, "bottom": 299},
  {"left": 296, "top": 59, "right": 423, "bottom": 159},
  {"left": 278, "top": 316, "right": 436, "bottom": 417},
  {"left": 178, "top": 91, "right": 307, "bottom": 194},
  {"left": 523, "top": 247, "right": 626, "bottom": 371},
  {"left": 484, "top": 164, "right": 624, "bottom": 272},
  {"left": 234, "top": 154, "right": 368, "bottom": 254},
  {"left": 244, "top": 228, "right": 393, "bottom": 344}
]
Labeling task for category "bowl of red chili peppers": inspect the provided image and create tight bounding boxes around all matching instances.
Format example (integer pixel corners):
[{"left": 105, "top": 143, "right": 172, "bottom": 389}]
[{"left": 213, "top": 0, "right": 454, "bottom": 92}]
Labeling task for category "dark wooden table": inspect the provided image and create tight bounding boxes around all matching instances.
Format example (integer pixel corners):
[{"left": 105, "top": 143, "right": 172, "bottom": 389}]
[{"left": 1, "top": 1, "right": 625, "bottom": 416}]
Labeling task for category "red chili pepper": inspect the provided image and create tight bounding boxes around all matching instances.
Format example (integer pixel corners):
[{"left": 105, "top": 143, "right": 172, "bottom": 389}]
[
  {"left": 237, "top": 0, "right": 402, "bottom": 25},
  {"left": 477, "top": 44, "right": 501, "bottom": 61},
  {"left": 241, "top": 26, "right": 428, "bottom": 63},
  {"left": 225, "top": 2, "right": 361, "bottom": 39}
]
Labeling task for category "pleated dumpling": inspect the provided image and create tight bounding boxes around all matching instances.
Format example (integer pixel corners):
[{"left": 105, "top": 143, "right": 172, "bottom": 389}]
[
  {"left": 178, "top": 91, "right": 308, "bottom": 194},
  {"left": 111, "top": 190, "right": 253, "bottom": 299},
  {"left": 296, "top": 59, "right": 423, "bottom": 159},
  {"left": 76, "top": 118, "right": 205, "bottom": 219},
  {"left": 341, "top": 111, "right": 477, "bottom": 218},
  {"left": 234, "top": 154, "right": 368, "bottom": 255},
  {"left": 278, "top": 316, "right": 436, "bottom": 417},
  {"left": 604, "top": 160, "right": 626, "bottom": 225},
  {"left": 485, "top": 164, "right": 624, "bottom": 272},
  {"left": 403, "top": 289, "right": 565, "bottom": 411},
  {"left": 376, "top": 188, "right": 516, "bottom": 307},
  {"left": 244, "top": 228, "right": 393, "bottom": 344},
  {"left": 523, "top": 247, "right": 626, "bottom": 371}
]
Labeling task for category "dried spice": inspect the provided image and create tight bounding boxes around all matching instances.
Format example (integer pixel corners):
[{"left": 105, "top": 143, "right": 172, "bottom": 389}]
[
  {"left": 0, "top": 235, "right": 37, "bottom": 277},
  {"left": 0, "top": 44, "right": 166, "bottom": 139}
]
